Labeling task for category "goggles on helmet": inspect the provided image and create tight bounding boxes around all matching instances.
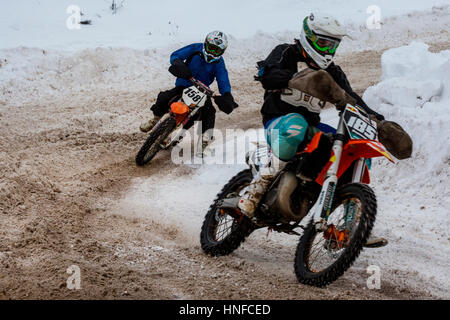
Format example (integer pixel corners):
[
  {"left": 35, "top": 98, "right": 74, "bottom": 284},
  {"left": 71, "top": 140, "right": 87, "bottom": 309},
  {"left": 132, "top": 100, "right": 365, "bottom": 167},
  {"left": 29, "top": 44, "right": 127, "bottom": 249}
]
[
  {"left": 204, "top": 41, "right": 225, "bottom": 57},
  {"left": 303, "top": 17, "right": 340, "bottom": 55}
]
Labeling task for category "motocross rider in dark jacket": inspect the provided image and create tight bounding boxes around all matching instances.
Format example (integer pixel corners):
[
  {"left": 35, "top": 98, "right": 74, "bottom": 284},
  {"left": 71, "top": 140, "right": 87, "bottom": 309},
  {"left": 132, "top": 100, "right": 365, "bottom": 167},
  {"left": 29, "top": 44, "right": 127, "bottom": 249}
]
[{"left": 238, "top": 13, "right": 387, "bottom": 248}]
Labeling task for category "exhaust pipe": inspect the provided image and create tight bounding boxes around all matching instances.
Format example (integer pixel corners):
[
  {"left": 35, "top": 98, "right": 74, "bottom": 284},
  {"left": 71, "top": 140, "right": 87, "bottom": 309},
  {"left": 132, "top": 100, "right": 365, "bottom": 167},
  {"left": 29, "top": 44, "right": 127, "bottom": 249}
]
[{"left": 276, "top": 172, "right": 308, "bottom": 221}]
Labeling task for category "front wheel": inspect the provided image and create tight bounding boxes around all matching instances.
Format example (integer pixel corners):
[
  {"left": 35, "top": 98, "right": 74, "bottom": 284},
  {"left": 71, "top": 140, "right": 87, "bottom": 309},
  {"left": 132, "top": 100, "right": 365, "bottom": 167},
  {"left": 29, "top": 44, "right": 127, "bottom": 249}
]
[
  {"left": 294, "top": 183, "right": 377, "bottom": 287},
  {"left": 135, "top": 116, "right": 176, "bottom": 166},
  {"left": 200, "top": 169, "right": 256, "bottom": 256}
]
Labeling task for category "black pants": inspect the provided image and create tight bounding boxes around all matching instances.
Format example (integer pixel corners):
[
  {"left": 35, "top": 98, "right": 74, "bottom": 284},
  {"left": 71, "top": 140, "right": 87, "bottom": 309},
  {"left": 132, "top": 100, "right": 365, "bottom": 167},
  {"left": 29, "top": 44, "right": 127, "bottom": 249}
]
[{"left": 150, "top": 86, "right": 216, "bottom": 134}]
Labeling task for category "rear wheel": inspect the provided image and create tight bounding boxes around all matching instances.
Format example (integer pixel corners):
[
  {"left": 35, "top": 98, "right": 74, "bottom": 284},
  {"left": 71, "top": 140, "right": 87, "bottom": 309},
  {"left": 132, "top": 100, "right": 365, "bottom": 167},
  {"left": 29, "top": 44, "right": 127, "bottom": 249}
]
[
  {"left": 200, "top": 169, "right": 256, "bottom": 256},
  {"left": 135, "top": 116, "right": 176, "bottom": 166},
  {"left": 294, "top": 183, "right": 377, "bottom": 287}
]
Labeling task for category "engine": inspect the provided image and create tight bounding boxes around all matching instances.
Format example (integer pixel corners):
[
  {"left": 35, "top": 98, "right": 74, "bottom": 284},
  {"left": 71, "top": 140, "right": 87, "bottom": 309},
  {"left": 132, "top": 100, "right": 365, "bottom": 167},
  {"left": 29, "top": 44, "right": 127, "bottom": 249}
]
[
  {"left": 246, "top": 146, "right": 318, "bottom": 223},
  {"left": 262, "top": 171, "right": 316, "bottom": 222}
]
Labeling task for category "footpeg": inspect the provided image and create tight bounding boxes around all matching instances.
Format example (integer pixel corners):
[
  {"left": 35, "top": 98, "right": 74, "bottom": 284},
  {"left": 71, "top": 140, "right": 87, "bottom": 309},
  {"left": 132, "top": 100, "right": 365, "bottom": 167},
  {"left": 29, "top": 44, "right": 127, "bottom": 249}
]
[
  {"left": 364, "top": 236, "right": 388, "bottom": 248},
  {"left": 217, "top": 197, "right": 240, "bottom": 209}
]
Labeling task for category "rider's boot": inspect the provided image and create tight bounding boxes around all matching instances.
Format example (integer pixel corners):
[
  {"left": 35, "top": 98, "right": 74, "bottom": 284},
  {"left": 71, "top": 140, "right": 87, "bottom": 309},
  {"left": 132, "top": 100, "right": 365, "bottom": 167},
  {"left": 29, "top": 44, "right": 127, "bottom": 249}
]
[
  {"left": 140, "top": 116, "right": 161, "bottom": 133},
  {"left": 238, "top": 154, "right": 287, "bottom": 218}
]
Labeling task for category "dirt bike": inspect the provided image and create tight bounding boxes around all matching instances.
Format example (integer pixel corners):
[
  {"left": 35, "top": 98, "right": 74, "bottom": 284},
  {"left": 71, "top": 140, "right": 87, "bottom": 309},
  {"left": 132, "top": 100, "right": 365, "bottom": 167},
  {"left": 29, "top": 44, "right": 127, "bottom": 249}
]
[
  {"left": 136, "top": 78, "right": 214, "bottom": 166},
  {"left": 200, "top": 104, "right": 393, "bottom": 287}
]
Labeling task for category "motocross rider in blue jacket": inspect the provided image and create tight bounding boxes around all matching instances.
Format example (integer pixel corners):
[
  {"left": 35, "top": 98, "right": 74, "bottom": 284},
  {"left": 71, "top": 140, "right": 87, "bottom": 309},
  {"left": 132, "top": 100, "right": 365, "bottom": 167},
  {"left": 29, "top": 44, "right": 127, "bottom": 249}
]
[{"left": 140, "top": 31, "right": 238, "bottom": 152}]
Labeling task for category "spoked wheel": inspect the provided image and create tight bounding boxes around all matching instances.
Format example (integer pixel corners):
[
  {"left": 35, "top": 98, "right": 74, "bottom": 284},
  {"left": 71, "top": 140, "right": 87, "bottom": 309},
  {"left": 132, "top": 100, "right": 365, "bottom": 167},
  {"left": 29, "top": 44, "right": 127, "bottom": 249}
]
[
  {"left": 135, "top": 116, "right": 176, "bottom": 166},
  {"left": 213, "top": 211, "right": 240, "bottom": 242},
  {"left": 200, "top": 169, "right": 256, "bottom": 256},
  {"left": 294, "top": 183, "right": 377, "bottom": 287}
]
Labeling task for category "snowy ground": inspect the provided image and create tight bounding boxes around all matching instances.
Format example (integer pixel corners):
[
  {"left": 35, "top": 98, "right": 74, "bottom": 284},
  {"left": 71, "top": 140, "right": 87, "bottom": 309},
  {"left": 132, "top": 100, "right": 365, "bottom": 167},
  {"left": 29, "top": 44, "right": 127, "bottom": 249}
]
[
  {"left": 117, "top": 50, "right": 450, "bottom": 295},
  {"left": 0, "top": 0, "right": 449, "bottom": 299}
]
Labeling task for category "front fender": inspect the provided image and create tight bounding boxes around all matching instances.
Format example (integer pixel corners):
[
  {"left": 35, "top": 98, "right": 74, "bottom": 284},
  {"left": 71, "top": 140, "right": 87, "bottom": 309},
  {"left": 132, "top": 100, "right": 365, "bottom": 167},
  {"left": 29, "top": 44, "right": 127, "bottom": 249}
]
[
  {"left": 346, "top": 139, "right": 394, "bottom": 163},
  {"left": 316, "top": 139, "right": 393, "bottom": 185}
]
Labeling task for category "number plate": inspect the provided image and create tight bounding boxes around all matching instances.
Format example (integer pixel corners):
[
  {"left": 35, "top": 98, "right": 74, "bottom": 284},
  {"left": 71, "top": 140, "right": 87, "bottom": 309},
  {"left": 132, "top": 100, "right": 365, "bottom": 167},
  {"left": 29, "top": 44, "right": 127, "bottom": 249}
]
[
  {"left": 343, "top": 105, "right": 378, "bottom": 140},
  {"left": 182, "top": 86, "right": 207, "bottom": 107}
]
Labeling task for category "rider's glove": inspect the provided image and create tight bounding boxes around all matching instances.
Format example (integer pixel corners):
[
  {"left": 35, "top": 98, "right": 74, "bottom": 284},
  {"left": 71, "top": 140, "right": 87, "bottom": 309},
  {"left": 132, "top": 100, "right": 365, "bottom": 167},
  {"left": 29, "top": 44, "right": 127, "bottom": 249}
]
[
  {"left": 168, "top": 59, "right": 192, "bottom": 80},
  {"left": 335, "top": 100, "right": 347, "bottom": 111},
  {"left": 366, "top": 110, "right": 385, "bottom": 121},
  {"left": 372, "top": 112, "right": 385, "bottom": 121},
  {"left": 213, "top": 92, "right": 238, "bottom": 114}
]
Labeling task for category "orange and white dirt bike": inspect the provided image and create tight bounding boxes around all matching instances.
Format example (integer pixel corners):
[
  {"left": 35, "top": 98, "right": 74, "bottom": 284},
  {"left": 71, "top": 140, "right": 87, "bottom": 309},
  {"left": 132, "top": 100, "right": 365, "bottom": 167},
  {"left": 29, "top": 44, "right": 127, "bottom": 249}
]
[
  {"left": 200, "top": 104, "right": 394, "bottom": 287},
  {"left": 136, "top": 78, "right": 214, "bottom": 166}
]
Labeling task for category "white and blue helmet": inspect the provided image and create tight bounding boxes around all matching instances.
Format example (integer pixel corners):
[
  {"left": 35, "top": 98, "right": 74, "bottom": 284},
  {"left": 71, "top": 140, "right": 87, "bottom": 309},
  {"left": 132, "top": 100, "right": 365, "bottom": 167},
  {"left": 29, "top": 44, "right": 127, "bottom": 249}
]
[{"left": 203, "top": 31, "right": 228, "bottom": 63}]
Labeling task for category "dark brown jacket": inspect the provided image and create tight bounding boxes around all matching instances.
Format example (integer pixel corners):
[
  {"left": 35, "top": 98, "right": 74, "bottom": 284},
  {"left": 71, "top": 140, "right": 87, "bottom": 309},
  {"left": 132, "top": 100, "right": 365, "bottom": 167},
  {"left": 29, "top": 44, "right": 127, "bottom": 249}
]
[{"left": 256, "top": 43, "right": 384, "bottom": 125}]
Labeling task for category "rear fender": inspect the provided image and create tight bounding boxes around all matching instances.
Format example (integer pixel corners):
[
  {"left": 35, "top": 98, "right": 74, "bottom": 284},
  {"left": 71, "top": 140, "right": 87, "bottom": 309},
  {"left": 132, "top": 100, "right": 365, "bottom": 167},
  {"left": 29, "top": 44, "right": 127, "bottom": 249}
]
[{"left": 303, "top": 132, "right": 323, "bottom": 154}]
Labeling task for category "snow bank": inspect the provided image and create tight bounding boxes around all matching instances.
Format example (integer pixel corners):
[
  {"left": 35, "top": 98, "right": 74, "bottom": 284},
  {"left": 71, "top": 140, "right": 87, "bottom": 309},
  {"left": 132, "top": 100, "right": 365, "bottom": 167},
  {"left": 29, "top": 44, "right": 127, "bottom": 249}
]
[
  {"left": 364, "top": 42, "right": 450, "bottom": 174},
  {"left": 1, "top": 3, "right": 449, "bottom": 106},
  {"left": 1, "top": 0, "right": 448, "bottom": 50},
  {"left": 343, "top": 5, "right": 450, "bottom": 53},
  {"left": 0, "top": 46, "right": 175, "bottom": 105},
  {"left": 361, "top": 42, "right": 450, "bottom": 298}
]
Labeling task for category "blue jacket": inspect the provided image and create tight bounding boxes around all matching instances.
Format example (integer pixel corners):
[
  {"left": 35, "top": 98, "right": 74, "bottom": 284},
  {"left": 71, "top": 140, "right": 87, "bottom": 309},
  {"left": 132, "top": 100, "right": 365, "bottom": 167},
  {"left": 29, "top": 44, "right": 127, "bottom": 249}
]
[{"left": 170, "top": 43, "right": 231, "bottom": 95}]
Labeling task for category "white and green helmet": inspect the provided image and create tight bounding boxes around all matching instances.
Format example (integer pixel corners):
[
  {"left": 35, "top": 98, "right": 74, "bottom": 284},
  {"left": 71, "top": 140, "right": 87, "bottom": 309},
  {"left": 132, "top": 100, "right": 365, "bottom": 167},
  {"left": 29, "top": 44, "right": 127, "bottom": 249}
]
[
  {"left": 299, "top": 13, "right": 347, "bottom": 69},
  {"left": 203, "top": 31, "right": 228, "bottom": 63}
]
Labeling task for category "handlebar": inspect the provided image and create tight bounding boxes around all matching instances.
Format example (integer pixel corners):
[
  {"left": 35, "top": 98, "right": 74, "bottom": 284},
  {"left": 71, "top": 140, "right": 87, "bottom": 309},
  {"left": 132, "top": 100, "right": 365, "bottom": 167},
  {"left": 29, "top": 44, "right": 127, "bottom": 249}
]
[{"left": 189, "top": 77, "right": 214, "bottom": 97}]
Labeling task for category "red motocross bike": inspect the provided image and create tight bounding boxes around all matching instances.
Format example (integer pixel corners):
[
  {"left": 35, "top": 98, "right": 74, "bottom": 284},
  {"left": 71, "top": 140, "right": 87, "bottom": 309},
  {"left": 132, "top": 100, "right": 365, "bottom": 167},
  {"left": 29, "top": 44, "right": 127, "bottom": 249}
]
[{"left": 200, "top": 104, "right": 393, "bottom": 287}]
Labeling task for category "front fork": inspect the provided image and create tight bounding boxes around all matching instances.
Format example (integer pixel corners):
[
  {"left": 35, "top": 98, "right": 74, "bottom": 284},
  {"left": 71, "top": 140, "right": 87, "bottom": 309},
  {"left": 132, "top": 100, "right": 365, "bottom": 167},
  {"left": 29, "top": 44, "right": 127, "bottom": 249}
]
[
  {"left": 351, "top": 158, "right": 366, "bottom": 183},
  {"left": 312, "top": 109, "right": 366, "bottom": 231},
  {"left": 162, "top": 106, "right": 201, "bottom": 148},
  {"left": 312, "top": 137, "right": 344, "bottom": 231},
  {"left": 312, "top": 147, "right": 366, "bottom": 232}
]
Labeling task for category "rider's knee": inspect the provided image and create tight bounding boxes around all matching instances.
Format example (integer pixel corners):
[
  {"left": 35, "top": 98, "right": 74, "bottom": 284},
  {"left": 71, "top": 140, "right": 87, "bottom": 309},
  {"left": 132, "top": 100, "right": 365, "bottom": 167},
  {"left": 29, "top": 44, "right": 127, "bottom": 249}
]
[
  {"left": 280, "top": 113, "right": 308, "bottom": 143},
  {"left": 266, "top": 113, "right": 309, "bottom": 161}
]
